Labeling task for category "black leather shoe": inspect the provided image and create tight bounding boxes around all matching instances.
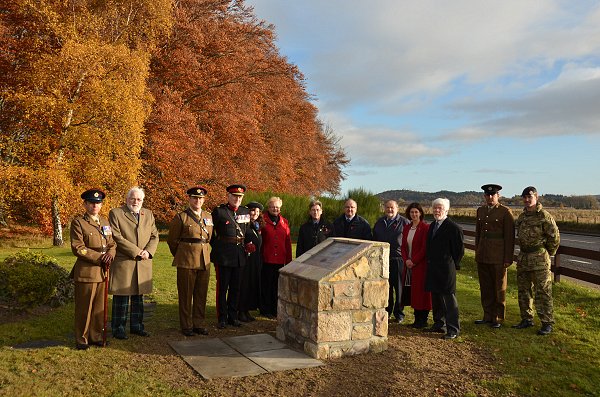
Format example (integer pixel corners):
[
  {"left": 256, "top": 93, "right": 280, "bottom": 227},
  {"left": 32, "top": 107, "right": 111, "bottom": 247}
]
[
  {"left": 238, "top": 312, "right": 250, "bottom": 322},
  {"left": 113, "top": 331, "right": 128, "bottom": 340},
  {"left": 182, "top": 329, "right": 194, "bottom": 337},
  {"left": 228, "top": 319, "right": 242, "bottom": 327},
  {"left": 76, "top": 343, "right": 90, "bottom": 350},
  {"left": 217, "top": 321, "right": 227, "bottom": 329},
  {"left": 193, "top": 327, "right": 209, "bottom": 335},
  {"left": 410, "top": 322, "right": 427, "bottom": 329},
  {"left": 512, "top": 319, "right": 534, "bottom": 329},
  {"left": 490, "top": 322, "right": 502, "bottom": 329},
  {"left": 474, "top": 319, "right": 491, "bottom": 325},
  {"left": 537, "top": 324, "right": 553, "bottom": 335},
  {"left": 443, "top": 333, "right": 458, "bottom": 340},
  {"left": 424, "top": 326, "right": 447, "bottom": 334},
  {"left": 131, "top": 330, "right": 150, "bottom": 337}
]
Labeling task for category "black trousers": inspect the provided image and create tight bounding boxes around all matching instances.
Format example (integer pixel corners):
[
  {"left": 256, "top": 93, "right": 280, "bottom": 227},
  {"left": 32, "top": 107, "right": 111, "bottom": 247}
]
[
  {"left": 260, "top": 263, "right": 283, "bottom": 316},
  {"left": 431, "top": 292, "right": 460, "bottom": 335},
  {"left": 214, "top": 264, "right": 241, "bottom": 323},
  {"left": 387, "top": 257, "right": 405, "bottom": 319}
]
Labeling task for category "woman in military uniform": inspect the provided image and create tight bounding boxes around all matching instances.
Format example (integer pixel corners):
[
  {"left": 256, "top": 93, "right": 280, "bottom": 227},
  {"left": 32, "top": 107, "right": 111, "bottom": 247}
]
[
  {"left": 70, "top": 189, "right": 116, "bottom": 350},
  {"left": 167, "top": 187, "right": 213, "bottom": 336}
]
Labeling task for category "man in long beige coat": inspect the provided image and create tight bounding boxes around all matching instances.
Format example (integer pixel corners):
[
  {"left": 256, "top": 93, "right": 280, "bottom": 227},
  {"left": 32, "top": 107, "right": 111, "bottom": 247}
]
[
  {"left": 167, "top": 187, "right": 213, "bottom": 336},
  {"left": 109, "top": 187, "right": 159, "bottom": 339}
]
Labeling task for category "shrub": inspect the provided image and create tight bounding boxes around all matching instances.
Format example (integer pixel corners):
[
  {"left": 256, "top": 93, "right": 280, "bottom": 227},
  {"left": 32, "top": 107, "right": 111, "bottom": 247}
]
[{"left": 0, "top": 250, "right": 74, "bottom": 308}]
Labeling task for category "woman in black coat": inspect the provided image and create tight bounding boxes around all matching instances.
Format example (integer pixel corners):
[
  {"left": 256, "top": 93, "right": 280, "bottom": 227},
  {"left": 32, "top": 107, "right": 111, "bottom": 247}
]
[{"left": 238, "top": 202, "right": 264, "bottom": 322}]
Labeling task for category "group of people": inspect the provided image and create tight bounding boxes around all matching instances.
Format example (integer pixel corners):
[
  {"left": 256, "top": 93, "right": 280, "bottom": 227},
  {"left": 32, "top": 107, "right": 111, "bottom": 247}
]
[
  {"left": 70, "top": 187, "right": 158, "bottom": 350},
  {"left": 69, "top": 182, "right": 560, "bottom": 349},
  {"left": 474, "top": 184, "right": 560, "bottom": 336}
]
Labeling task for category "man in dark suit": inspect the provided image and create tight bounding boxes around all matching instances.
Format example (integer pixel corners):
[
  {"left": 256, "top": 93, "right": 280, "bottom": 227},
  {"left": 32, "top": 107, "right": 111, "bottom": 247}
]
[
  {"left": 332, "top": 198, "right": 372, "bottom": 240},
  {"left": 425, "top": 198, "right": 464, "bottom": 340}
]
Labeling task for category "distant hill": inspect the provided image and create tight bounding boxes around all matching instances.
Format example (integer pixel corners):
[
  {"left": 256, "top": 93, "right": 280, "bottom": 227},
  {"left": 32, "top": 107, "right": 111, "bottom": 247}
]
[{"left": 377, "top": 190, "right": 600, "bottom": 209}]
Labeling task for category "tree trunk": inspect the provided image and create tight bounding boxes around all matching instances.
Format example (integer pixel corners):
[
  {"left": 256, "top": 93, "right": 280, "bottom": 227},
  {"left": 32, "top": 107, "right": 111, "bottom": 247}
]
[{"left": 52, "top": 195, "right": 64, "bottom": 246}]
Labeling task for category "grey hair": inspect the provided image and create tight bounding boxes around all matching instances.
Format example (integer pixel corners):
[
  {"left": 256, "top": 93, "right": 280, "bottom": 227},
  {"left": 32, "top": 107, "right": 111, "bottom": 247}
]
[
  {"left": 432, "top": 198, "right": 450, "bottom": 211},
  {"left": 266, "top": 196, "right": 282, "bottom": 207},
  {"left": 309, "top": 199, "right": 323, "bottom": 209},
  {"left": 126, "top": 187, "right": 145, "bottom": 201}
]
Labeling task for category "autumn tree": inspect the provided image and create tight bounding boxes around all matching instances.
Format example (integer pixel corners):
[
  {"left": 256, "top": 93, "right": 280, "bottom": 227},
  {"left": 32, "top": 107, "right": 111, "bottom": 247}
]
[
  {"left": 143, "top": 0, "right": 347, "bottom": 222},
  {"left": 0, "top": 0, "right": 172, "bottom": 243}
]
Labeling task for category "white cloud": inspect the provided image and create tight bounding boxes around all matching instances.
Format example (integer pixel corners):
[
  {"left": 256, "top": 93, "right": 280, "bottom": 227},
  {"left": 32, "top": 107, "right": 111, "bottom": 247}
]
[{"left": 445, "top": 64, "right": 600, "bottom": 139}]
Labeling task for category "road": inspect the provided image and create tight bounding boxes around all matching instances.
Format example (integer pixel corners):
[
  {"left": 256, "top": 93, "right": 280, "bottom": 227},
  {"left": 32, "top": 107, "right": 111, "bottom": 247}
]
[{"left": 459, "top": 223, "right": 600, "bottom": 277}]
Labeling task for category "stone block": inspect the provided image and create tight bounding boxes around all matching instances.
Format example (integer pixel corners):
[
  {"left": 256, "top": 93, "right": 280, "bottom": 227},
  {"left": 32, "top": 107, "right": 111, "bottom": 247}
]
[
  {"left": 328, "top": 267, "right": 355, "bottom": 282},
  {"left": 351, "top": 324, "right": 373, "bottom": 340},
  {"left": 297, "top": 279, "right": 317, "bottom": 309},
  {"left": 276, "top": 326, "right": 285, "bottom": 341},
  {"left": 352, "top": 257, "right": 370, "bottom": 279},
  {"left": 332, "top": 297, "right": 361, "bottom": 310},
  {"left": 278, "top": 275, "right": 290, "bottom": 301},
  {"left": 318, "top": 284, "right": 332, "bottom": 311},
  {"left": 345, "top": 340, "right": 370, "bottom": 356},
  {"left": 304, "top": 341, "right": 329, "bottom": 360},
  {"left": 374, "top": 309, "right": 388, "bottom": 336},
  {"left": 352, "top": 311, "right": 372, "bottom": 323},
  {"left": 362, "top": 280, "right": 389, "bottom": 308},
  {"left": 316, "top": 312, "right": 352, "bottom": 342},
  {"left": 333, "top": 281, "right": 360, "bottom": 297},
  {"left": 370, "top": 336, "right": 388, "bottom": 353}
]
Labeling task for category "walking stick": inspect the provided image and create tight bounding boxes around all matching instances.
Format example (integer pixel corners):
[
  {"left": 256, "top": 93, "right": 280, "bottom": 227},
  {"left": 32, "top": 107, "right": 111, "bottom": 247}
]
[{"left": 103, "top": 265, "right": 109, "bottom": 347}]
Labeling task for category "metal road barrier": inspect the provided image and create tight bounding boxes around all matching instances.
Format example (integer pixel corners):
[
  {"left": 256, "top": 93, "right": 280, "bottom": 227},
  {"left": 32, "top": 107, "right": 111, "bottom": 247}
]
[{"left": 463, "top": 230, "right": 600, "bottom": 286}]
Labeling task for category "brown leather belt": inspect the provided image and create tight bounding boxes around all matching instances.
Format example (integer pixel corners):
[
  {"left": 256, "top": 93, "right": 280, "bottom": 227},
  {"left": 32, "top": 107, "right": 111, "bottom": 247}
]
[
  {"left": 180, "top": 238, "right": 208, "bottom": 243},
  {"left": 218, "top": 236, "right": 244, "bottom": 244}
]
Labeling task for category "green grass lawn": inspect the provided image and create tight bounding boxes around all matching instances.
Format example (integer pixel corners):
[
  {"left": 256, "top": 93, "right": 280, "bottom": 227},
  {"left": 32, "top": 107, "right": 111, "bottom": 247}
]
[{"left": 1, "top": 240, "right": 599, "bottom": 396}]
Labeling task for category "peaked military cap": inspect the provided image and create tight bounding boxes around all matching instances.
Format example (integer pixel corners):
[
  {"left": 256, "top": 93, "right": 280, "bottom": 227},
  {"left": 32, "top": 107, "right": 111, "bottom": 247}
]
[
  {"left": 81, "top": 189, "right": 105, "bottom": 203},
  {"left": 187, "top": 186, "right": 207, "bottom": 197},
  {"left": 521, "top": 186, "right": 537, "bottom": 197},
  {"left": 481, "top": 184, "right": 502, "bottom": 195},
  {"left": 246, "top": 201, "right": 264, "bottom": 211},
  {"left": 226, "top": 184, "right": 246, "bottom": 196}
]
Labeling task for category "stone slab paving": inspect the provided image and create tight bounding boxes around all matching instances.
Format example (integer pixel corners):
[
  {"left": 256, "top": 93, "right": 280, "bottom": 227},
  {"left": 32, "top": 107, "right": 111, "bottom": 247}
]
[{"left": 169, "top": 333, "right": 323, "bottom": 379}]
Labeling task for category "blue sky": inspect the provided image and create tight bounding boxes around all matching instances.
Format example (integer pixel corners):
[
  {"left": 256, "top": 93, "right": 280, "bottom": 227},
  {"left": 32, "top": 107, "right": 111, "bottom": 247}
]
[{"left": 246, "top": 0, "right": 600, "bottom": 198}]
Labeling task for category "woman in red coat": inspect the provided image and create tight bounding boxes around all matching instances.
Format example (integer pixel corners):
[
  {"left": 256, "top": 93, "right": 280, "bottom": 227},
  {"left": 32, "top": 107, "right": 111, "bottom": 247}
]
[
  {"left": 401, "top": 202, "right": 432, "bottom": 328},
  {"left": 260, "top": 196, "right": 292, "bottom": 318}
]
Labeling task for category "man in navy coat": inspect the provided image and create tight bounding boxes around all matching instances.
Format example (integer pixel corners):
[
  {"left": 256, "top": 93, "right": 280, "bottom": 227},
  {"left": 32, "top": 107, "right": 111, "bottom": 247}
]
[{"left": 425, "top": 198, "right": 464, "bottom": 340}]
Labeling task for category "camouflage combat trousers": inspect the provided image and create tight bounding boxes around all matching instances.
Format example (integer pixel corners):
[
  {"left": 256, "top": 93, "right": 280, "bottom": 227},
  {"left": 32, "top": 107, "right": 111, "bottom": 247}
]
[{"left": 516, "top": 268, "right": 554, "bottom": 324}]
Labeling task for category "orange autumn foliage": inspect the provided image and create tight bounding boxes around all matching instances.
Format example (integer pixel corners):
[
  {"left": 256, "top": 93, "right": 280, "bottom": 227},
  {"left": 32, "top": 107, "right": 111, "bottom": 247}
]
[{"left": 1, "top": 0, "right": 348, "bottom": 234}]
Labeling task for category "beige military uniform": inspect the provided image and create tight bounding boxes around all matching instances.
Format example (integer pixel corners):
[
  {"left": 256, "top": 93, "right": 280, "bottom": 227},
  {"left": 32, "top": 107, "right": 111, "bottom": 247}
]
[
  {"left": 70, "top": 213, "right": 116, "bottom": 346},
  {"left": 167, "top": 209, "right": 213, "bottom": 331},
  {"left": 475, "top": 203, "right": 515, "bottom": 322}
]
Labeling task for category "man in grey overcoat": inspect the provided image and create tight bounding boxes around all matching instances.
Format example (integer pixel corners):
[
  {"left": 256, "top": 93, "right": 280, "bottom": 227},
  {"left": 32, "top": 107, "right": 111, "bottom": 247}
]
[{"left": 109, "top": 187, "right": 159, "bottom": 339}]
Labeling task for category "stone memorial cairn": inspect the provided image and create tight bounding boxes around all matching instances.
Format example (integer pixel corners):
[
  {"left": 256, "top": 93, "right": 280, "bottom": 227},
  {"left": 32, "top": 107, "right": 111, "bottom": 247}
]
[{"left": 276, "top": 238, "right": 389, "bottom": 359}]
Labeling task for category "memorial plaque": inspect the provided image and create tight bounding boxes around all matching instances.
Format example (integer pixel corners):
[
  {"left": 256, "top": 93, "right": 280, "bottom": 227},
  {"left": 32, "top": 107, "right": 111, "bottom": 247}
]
[{"left": 302, "top": 240, "right": 363, "bottom": 270}]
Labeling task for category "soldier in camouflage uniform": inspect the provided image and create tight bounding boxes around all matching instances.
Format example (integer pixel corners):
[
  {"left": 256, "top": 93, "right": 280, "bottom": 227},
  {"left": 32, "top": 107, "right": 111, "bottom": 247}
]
[{"left": 512, "top": 186, "right": 560, "bottom": 335}]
